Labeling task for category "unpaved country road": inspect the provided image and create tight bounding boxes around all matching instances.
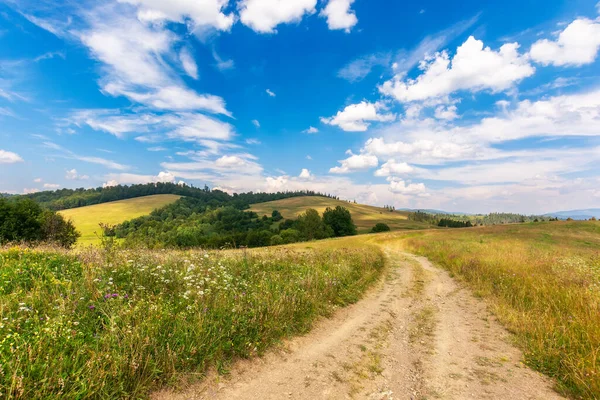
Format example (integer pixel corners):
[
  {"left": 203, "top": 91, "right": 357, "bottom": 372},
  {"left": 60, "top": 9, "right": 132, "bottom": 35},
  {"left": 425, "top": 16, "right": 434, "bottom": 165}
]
[{"left": 154, "top": 245, "right": 564, "bottom": 400}]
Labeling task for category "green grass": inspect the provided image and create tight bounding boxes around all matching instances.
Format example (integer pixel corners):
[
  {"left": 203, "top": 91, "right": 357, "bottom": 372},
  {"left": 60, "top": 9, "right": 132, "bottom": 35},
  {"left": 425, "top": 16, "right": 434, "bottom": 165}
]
[
  {"left": 250, "top": 196, "right": 433, "bottom": 233},
  {"left": 0, "top": 243, "right": 384, "bottom": 399},
  {"left": 401, "top": 221, "right": 600, "bottom": 398},
  {"left": 58, "top": 195, "right": 181, "bottom": 246}
]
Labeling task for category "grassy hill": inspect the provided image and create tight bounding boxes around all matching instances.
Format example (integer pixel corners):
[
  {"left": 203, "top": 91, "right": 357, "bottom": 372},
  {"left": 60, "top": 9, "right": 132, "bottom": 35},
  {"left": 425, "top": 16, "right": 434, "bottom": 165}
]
[
  {"left": 58, "top": 194, "right": 181, "bottom": 245},
  {"left": 250, "top": 196, "right": 432, "bottom": 232}
]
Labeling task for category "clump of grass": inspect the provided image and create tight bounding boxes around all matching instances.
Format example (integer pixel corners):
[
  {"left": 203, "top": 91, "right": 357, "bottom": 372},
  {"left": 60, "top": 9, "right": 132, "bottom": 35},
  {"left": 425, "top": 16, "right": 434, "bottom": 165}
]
[
  {"left": 404, "top": 221, "right": 600, "bottom": 398},
  {"left": 0, "top": 244, "right": 383, "bottom": 399}
]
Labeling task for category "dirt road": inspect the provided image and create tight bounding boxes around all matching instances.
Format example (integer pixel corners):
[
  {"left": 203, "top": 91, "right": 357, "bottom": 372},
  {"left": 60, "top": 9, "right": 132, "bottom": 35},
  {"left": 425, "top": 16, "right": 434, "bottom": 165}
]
[{"left": 154, "top": 245, "right": 563, "bottom": 400}]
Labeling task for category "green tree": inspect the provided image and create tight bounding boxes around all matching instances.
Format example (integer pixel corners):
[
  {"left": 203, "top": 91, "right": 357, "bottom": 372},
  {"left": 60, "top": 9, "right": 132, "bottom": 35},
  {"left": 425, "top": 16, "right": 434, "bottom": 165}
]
[
  {"left": 297, "top": 208, "right": 332, "bottom": 240},
  {"left": 322, "top": 206, "right": 357, "bottom": 237},
  {"left": 270, "top": 234, "right": 284, "bottom": 246},
  {"left": 371, "top": 223, "right": 391, "bottom": 233},
  {"left": 271, "top": 210, "right": 283, "bottom": 221}
]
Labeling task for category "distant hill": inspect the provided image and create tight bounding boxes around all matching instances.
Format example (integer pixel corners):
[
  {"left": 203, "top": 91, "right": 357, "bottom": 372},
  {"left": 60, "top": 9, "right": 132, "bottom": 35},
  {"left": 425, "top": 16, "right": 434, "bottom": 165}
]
[
  {"left": 398, "top": 208, "right": 469, "bottom": 215},
  {"left": 544, "top": 209, "right": 600, "bottom": 220},
  {"left": 58, "top": 194, "right": 182, "bottom": 246},
  {"left": 250, "top": 196, "right": 434, "bottom": 233}
]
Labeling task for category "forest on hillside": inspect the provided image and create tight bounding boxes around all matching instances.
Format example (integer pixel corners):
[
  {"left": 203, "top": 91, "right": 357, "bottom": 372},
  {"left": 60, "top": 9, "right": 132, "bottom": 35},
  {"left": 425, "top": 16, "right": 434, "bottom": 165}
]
[{"left": 15, "top": 182, "right": 337, "bottom": 211}]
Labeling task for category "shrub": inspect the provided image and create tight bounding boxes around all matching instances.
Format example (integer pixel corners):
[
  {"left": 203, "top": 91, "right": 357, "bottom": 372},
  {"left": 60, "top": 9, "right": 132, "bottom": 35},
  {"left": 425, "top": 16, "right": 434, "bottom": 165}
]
[{"left": 371, "top": 223, "right": 391, "bottom": 233}]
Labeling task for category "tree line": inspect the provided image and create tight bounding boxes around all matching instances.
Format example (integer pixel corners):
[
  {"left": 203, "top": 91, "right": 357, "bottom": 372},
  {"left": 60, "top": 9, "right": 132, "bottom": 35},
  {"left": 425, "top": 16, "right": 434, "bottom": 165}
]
[
  {"left": 408, "top": 210, "right": 558, "bottom": 227},
  {"left": 109, "top": 201, "right": 357, "bottom": 249},
  {"left": 0, "top": 198, "right": 79, "bottom": 247},
  {"left": 16, "top": 182, "right": 338, "bottom": 211}
]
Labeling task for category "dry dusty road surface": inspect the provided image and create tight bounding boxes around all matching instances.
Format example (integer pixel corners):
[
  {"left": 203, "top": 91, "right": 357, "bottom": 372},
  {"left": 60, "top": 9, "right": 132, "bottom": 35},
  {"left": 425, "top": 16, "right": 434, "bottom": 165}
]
[{"left": 154, "top": 244, "right": 564, "bottom": 400}]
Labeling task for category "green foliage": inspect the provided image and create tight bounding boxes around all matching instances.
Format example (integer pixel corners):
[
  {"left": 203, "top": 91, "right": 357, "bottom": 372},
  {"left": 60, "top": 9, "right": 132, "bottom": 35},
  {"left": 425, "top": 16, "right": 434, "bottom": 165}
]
[
  {"left": 271, "top": 210, "right": 283, "bottom": 221},
  {"left": 371, "top": 223, "right": 391, "bottom": 233},
  {"left": 437, "top": 218, "right": 473, "bottom": 228},
  {"left": 322, "top": 206, "right": 357, "bottom": 237},
  {"left": 18, "top": 182, "right": 335, "bottom": 211},
  {"left": 270, "top": 234, "right": 284, "bottom": 246},
  {"left": 0, "top": 245, "right": 384, "bottom": 398},
  {"left": 0, "top": 198, "right": 79, "bottom": 247},
  {"left": 297, "top": 209, "right": 333, "bottom": 241}
]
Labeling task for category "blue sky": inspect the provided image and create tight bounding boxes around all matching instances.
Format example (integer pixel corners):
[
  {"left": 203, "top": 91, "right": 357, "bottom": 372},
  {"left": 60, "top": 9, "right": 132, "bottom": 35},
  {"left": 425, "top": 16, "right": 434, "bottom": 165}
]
[{"left": 0, "top": 0, "right": 599, "bottom": 214}]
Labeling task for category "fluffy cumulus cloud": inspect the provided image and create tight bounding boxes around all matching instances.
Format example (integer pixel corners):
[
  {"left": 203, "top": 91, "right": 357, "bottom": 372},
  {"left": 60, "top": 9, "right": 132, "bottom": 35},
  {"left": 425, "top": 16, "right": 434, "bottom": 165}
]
[
  {"left": 530, "top": 18, "right": 600, "bottom": 67},
  {"left": 302, "top": 126, "right": 318, "bottom": 134},
  {"left": 388, "top": 179, "right": 427, "bottom": 195},
  {"left": 374, "top": 160, "right": 414, "bottom": 177},
  {"left": 299, "top": 168, "right": 312, "bottom": 179},
  {"left": 43, "top": 183, "right": 61, "bottom": 189},
  {"left": 238, "top": 0, "right": 317, "bottom": 33},
  {"left": 119, "top": 0, "right": 235, "bottom": 31},
  {"left": 321, "top": 101, "right": 396, "bottom": 132},
  {"left": 0, "top": 149, "right": 23, "bottom": 164},
  {"left": 65, "top": 169, "right": 89, "bottom": 180},
  {"left": 380, "top": 36, "right": 535, "bottom": 103},
  {"left": 330, "top": 151, "right": 378, "bottom": 173},
  {"left": 320, "top": 0, "right": 357, "bottom": 32}
]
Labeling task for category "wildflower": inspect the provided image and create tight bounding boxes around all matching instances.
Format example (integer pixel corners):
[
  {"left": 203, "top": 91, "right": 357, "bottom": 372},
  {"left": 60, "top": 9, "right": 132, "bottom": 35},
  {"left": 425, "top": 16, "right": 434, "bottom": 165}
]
[{"left": 89, "top": 305, "right": 96, "bottom": 310}]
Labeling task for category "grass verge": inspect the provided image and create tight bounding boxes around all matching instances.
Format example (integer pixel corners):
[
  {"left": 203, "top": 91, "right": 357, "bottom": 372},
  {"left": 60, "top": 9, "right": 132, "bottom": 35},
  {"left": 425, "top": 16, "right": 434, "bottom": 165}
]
[
  {"left": 403, "top": 221, "right": 600, "bottom": 398},
  {"left": 0, "top": 244, "right": 383, "bottom": 398}
]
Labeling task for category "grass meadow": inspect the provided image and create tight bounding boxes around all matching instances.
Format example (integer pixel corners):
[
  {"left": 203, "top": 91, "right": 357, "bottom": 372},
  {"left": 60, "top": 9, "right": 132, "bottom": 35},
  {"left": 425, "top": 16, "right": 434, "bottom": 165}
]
[
  {"left": 58, "top": 194, "right": 181, "bottom": 246},
  {"left": 0, "top": 243, "right": 383, "bottom": 399},
  {"left": 249, "top": 196, "right": 432, "bottom": 233},
  {"left": 402, "top": 221, "right": 600, "bottom": 398}
]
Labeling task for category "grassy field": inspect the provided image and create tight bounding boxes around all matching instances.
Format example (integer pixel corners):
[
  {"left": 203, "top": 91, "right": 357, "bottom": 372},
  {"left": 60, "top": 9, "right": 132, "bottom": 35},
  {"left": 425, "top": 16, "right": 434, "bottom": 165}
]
[
  {"left": 401, "top": 221, "right": 600, "bottom": 398},
  {"left": 58, "top": 194, "right": 181, "bottom": 246},
  {"left": 0, "top": 243, "right": 383, "bottom": 399},
  {"left": 250, "top": 196, "right": 432, "bottom": 232}
]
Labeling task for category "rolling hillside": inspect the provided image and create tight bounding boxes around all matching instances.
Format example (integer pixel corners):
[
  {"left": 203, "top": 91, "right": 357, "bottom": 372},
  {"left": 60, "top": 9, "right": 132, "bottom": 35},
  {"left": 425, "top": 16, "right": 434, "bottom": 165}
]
[
  {"left": 58, "top": 194, "right": 181, "bottom": 245},
  {"left": 250, "top": 196, "right": 432, "bottom": 232}
]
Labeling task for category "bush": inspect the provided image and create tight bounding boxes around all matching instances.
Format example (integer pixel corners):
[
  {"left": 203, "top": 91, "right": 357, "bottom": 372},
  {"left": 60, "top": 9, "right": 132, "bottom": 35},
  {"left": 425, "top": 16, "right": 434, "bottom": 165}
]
[
  {"left": 371, "top": 223, "right": 391, "bottom": 233},
  {"left": 270, "top": 234, "right": 284, "bottom": 246}
]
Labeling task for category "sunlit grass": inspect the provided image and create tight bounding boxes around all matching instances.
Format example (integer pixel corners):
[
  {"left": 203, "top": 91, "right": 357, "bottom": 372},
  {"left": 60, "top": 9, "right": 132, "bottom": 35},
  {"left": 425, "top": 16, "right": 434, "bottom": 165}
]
[
  {"left": 0, "top": 244, "right": 383, "bottom": 399},
  {"left": 402, "top": 221, "right": 600, "bottom": 398},
  {"left": 58, "top": 194, "right": 181, "bottom": 246}
]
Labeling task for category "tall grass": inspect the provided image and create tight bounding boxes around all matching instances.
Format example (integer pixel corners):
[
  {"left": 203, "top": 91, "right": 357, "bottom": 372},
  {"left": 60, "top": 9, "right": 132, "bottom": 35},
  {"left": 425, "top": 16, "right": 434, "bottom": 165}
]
[
  {"left": 403, "top": 222, "right": 600, "bottom": 398},
  {"left": 0, "top": 244, "right": 383, "bottom": 399}
]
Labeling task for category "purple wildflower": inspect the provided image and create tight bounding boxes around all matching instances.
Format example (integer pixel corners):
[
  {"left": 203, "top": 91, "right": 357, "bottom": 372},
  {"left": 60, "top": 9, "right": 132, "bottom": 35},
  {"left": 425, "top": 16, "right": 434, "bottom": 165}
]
[{"left": 89, "top": 305, "right": 96, "bottom": 310}]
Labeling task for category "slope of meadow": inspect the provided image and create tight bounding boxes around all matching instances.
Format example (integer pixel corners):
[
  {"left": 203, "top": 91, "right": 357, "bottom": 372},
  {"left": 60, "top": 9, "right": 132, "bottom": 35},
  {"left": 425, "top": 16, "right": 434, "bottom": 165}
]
[
  {"left": 250, "top": 196, "right": 432, "bottom": 232},
  {"left": 0, "top": 244, "right": 383, "bottom": 399},
  {"left": 58, "top": 194, "right": 181, "bottom": 245},
  {"left": 402, "top": 221, "right": 600, "bottom": 398}
]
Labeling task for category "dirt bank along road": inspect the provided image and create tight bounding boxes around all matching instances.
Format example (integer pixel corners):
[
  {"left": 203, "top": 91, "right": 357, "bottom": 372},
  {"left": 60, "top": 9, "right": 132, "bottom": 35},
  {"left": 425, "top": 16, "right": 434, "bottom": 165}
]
[{"left": 154, "top": 244, "right": 563, "bottom": 400}]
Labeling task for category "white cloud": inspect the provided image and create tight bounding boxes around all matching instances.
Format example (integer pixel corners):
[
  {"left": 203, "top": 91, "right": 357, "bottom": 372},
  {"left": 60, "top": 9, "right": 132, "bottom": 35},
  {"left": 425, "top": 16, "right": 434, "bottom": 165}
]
[
  {"left": 119, "top": 0, "right": 235, "bottom": 31},
  {"left": 365, "top": 137, "right": 481, "bottom": 164},
  {"left": 388, "top": 179, "right": 427, "bottom": 195},
  {"left": 302, "top": 126, "right": 319, "bottom": 134},
  {"left": 330, "top": 151, "right": 378, "bottom": 173},
  {"left": 102, "top": 171, "right": 176, "bottom": 187},
  {"left": 65, "top": 169, "right": 90, "bottom": 180},
  {"left": 165, "top": 113, "right": 234, "bottom": 142},
  {"left": 77, "top": 7, "right": 229, "bottom": 115},
  {"left": 374, "top": 160, "right": 414, "bottom": 177},
  {"left": 43, "top": 183, "right": 61, "bottom": 189},
  {"left": 212, "top": 49, "right": 235, "bottom": 71},
  {"left": 147, "top": 146, "right": 167, "bottom": 151},
  {"left": 33, "top": 178, "right": 42, "bottom": 183},
  {"left": 179, "top": 48, "right": 199, "bottom": 79},
  {"left": 23, "top": 188, "right": 40, "bottom": 194},
  {"left": 299, "top": 168, "right": 312, "bottom": 179},
  {"left": 252, "top": 119, "right": 260, "bottom": 128},
  {"left": 337, "top": 52, "right": 390, "bottom": 82},
  {"left": 266, "top": 88, "right": 276, "bottom": 97},
  {"left": 44, "top": 141, "right": 130, "bottom": 170},
  {"left": 306, "top": 155, "right": 312, "bottom": 160},
  {"left": 434, "top": 105, "right": 458, "bottom": 120},
  {"left": 246, "top": 138, "right": 261, "bottom": 145},
  {"left": 321, "top": 101, "right": 396, "bottom": 132},
  {"left": 238, "top": 0, "right": 317, "bottom": 33},
  {"left": 0, "top": 149, "right": 23, "bottom": 164},
  {"left": 530, "top": 18, "right": 600, "bottom": 67},
  {"left": 380, "top": 36, "right": 535, "bottom": 103},
  {"left": 320, "top": 0, "right": 357, "bottom": 32}
]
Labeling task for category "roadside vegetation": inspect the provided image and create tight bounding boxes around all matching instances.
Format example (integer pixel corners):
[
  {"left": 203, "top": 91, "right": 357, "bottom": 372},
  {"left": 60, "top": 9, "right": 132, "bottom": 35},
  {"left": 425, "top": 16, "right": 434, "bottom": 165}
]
[
  {"left": 0, "top": 243, "right": 384, "bottom": 399},
  {"left": 403, "top": 221, "right": 600, "bottom": 398}
]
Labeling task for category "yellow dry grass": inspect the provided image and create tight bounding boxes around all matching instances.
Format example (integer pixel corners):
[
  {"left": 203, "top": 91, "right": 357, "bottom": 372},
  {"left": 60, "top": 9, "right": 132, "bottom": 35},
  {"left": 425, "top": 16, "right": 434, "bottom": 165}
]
[
  {"left": 250, "top": 196, "right": 431, "bottom": 232},
  {"left": 58, "top": 194, "right": 181, "bottom": 245}
]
